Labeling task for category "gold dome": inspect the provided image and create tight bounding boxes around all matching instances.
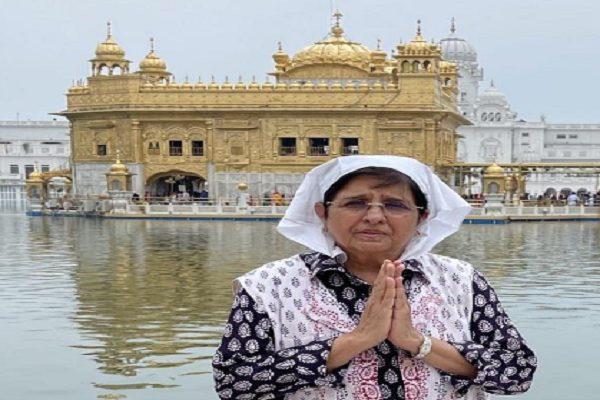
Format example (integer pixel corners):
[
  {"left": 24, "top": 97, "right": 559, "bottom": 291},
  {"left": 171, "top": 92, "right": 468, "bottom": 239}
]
[
  {"left": 26, "top": 170, "right": 44, "bottom": 183},
  {"left": 370, "top": 46, "right": 387, "bottom": 60},
  {"left": 291, "top": 13, "right": 372, "bottom": 71},
  {"left": 107, "top": 153, "right": 129, "bottom": 175},
  {"left": 140, "top": 52, "right": 167, "bottom": 71},
  {"left": 94, "top": 23, "right": 125, "bottom": 60},
  {"left": 272, "top": 41, "right": 290, "bottom": 65},
  {"left": 398, "top": 20, "right": 442, "bottom": 56},
  {"left": 484, "top": 162, "right": 505, "bottom": 175},
  {"left": 139, "top": 39, "right": 167, "bottom": 73}
]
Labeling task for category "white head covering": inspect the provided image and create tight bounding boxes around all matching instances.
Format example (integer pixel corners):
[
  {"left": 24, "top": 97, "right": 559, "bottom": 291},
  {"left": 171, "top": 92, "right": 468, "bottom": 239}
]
[{"left": 277, "top": 155, "right": 471, "bottom": 261}]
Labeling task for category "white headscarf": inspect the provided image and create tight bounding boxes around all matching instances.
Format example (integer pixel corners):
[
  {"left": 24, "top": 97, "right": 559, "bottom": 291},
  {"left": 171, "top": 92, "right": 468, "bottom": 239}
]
[{"left": 277, "top": 155, "right": 471, "bottom": 261}]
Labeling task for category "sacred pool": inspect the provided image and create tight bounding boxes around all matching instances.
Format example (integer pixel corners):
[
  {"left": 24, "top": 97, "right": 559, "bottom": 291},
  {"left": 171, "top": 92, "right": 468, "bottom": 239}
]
[{"left": 0, "top": 212, "right": 598, "bottom": 400}]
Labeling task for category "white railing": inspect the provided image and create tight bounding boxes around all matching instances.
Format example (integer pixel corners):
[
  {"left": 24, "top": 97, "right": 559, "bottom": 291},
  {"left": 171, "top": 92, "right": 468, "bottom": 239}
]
[{"left": 26, "top": 194, "right": 600, "bottom": 218}]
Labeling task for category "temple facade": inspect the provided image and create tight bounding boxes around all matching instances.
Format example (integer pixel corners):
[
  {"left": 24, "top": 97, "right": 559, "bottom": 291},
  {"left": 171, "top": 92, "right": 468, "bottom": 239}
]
[
  {"left": 441, "top": 20, "right": 600, "bottom": 197},
  {"left": 58, "top": 17, "right": 467, "bottom": 199}
]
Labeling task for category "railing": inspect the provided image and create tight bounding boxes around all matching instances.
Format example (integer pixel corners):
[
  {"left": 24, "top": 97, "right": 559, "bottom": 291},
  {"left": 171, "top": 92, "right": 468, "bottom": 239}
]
[
  {"left": 308, "top": 146, "right": 329, "bottom": 156},
  {"left": 29, "top": 194, "right": 600, "bottom": 219},
  {"left": 342, "top": 146, "right": 359, "bottom": 155},
  {"left": 279, "top": 147, "right": 297, "bottom": 156}
]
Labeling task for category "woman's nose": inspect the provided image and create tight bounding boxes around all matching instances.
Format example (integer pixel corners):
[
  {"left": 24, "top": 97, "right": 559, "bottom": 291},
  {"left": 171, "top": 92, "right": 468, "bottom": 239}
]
[{"left": 362, "top": 203, "right": 386, "bottom": 222}]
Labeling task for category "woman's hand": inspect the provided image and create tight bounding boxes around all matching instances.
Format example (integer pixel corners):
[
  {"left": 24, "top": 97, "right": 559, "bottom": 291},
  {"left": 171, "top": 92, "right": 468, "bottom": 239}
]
[
  {"left": 352, "top": 260, "right": 397, "bottom": 349},
  {"left": 388, "top": 262, "right": 423, "bottom": 354},
  {"left": 327, "top": 260, "right": 396, "bottom": 371}
]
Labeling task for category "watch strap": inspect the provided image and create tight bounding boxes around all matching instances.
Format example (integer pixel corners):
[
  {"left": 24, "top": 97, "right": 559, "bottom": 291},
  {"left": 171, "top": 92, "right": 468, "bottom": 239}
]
[{"left": 413, "top": 335, "right": 432, "bottom": 359}]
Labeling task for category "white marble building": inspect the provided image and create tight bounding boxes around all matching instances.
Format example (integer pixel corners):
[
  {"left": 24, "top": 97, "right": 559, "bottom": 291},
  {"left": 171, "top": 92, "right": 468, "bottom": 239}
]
[
  {"left": 441, "top": 21, "right": 600, "bottom": 196},
  {"left": 0, "top": 120, "right": 70, "bottom": 201}
]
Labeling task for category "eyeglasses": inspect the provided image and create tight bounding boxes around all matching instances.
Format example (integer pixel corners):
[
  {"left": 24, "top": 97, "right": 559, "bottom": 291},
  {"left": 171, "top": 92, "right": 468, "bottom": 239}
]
[{"left": 325, "top": 199, "right": 425, "bottom": 216}]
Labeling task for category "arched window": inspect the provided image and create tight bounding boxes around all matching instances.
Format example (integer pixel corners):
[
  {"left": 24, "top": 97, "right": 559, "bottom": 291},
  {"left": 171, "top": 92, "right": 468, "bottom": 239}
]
[
  {"left": 412, "top": 61, "right": 421, "bottom": 72},
  {"left": 401, "top": 61, "right": 412, "bottom": 73},
  {"left": 444, "top": 78, "right": 451, "bottom": 86},
  {"left": 481, "top": 113, "right": 488, "bottom": 121},
  {"left": 495, "top": 113, "right": 502, "bottom": 121},
  {"left": 423, "top": 60, "right": 431, "bottom": 71},
  {"left": 112, "top": 65, "right": 123, "bottom": 75},
  {"left": 98, "top": 64, "right": 109, "bottom": 76}
]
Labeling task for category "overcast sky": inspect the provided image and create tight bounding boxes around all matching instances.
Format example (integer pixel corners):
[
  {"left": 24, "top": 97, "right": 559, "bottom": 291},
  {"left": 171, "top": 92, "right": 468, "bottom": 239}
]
[{"left": 1, "top": 0, "right": 598, "bottom": 123}]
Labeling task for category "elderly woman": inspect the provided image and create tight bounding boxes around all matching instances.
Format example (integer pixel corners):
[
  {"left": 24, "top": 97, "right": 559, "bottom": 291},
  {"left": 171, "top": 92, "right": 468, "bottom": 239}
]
[{"left": 213, "top": 156, "right": 536, "bottom": 399}]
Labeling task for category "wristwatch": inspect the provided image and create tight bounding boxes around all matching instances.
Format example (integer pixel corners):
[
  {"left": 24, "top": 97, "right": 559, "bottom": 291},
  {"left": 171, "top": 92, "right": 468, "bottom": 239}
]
[{"left": 413, "top": 335, "right": 432, "bottom": 359}]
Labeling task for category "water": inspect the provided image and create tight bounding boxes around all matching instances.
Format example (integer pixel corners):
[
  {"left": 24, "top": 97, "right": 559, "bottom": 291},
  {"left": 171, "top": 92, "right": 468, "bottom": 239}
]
[{"left": 0, "top": 213, "right": 598, "bottom": 400}]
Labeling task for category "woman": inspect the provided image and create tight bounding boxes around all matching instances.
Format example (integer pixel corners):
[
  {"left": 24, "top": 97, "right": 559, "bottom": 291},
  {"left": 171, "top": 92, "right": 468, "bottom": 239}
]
[{"left": 213, "top": 156, "right": 537, "bottom": 399}]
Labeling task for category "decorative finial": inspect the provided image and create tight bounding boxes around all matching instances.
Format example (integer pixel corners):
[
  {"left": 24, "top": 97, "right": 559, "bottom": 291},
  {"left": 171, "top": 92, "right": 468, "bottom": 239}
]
[
  {"left": 416, "top": 19, "right": 422, "bottom": 36},
  {"left": 333, "top": 9, "right": 343, "bottom": 27},
  {"left": 277, "top": 41, "right": 283, "bottom": 52},
  {"left": 376, "top": 38, "right": 382, "bottom": 50},
  {"left": 184, "top": 75, "right": 189, "bottom": 83},
  {"left": 252, "top": 75, "right": 257, "bottom": 83},
  {"left": 150, "top": 37, "right": 155, "bottom": 52},
  {"left": 116, "top": 149, "right": 121, "bottom": 163},
  {"left": 490, "top": 79, "right": 495, "bottom": 88},
  {"left": 106, "top": 21, "right": 112, "bottom": 39},
  {"left": 238, "top": 75, "right": 243, "bottom": 83},
  {"left": 197, "top": 75, "right": 202, "bottom": 83},
  {"left": 450, "top": 17, "right": 456, "bottom": 34},
  {"left": 211, "top": 75, "right": 215, "bottom": 83},
  {"left": 225, "top": 75, "right": 229, "bottom": 83}
]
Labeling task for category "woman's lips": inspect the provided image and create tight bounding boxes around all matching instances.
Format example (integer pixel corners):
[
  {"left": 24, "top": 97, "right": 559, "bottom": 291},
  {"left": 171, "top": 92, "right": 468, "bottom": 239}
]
[{"left": 356, "top": 230, "right": 387, "bottom": 238}]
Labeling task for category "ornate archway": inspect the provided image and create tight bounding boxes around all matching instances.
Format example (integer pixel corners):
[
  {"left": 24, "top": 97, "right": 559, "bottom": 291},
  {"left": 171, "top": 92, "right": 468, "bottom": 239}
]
[{"left": 145, "top": 171, "right": 206, "bottom": 198}]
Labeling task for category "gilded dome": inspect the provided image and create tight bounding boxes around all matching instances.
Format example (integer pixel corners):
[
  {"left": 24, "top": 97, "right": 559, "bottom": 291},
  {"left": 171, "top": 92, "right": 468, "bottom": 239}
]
[
  {"left": 140, "top": 51, "right": 167, "bottom": 71},
  {"left": 272, "top": 42, "right": 290, "bottom": 65},
  {"left": 108, "top": 158, "right": 129, "bottom": 175},
  {"left": 94, "top": 23, "right": 125, "bottom": 60},
  {"left": 139, "top": 38, "right": 168, "bottom": 72},
  {"left": 27, "top": 170, "right": 44, "bottom": 182},
  {"left": 484, "top": 162, "right": 505, "bottom": 175},
  {"left": 397, "top": 20, "right": 441, "bottom": 56},
  {"left": 291, "top": 25, "right": 372, "bottom": 71},
  {"left": 96, "top": 36, "right": 125, "bottom": 58}
]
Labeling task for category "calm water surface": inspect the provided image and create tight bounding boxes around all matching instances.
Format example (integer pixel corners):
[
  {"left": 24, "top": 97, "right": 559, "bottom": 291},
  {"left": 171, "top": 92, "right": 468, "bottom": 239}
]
[{"left": 0, "top": 212, "right": 599, "bottom": 400}]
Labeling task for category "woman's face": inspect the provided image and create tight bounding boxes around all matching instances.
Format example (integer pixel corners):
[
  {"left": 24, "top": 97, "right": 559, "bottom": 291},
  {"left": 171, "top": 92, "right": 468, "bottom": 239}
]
[{"left": 315, "top": 174, "right": 427, "bottom": 264}]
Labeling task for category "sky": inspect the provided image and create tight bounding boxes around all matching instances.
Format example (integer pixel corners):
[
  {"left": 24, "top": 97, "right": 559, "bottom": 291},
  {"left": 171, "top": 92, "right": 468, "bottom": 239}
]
[{"left": 0, "top": 0, "right": 599, "bottom": 123}]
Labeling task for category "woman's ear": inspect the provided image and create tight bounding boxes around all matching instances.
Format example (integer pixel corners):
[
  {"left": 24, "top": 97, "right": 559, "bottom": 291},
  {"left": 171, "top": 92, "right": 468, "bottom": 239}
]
[
  {"left": 314, "top": 202, "right": 327, "bottom": 222},
  {"left": 418, "top": 210, "right": 430, "bottom": 224}
]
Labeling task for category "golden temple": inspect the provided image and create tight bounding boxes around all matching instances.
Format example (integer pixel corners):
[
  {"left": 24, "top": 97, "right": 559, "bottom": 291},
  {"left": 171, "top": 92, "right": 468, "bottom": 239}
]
[{"left": 58, "top": 16, "right": 468, "bottom": 198}]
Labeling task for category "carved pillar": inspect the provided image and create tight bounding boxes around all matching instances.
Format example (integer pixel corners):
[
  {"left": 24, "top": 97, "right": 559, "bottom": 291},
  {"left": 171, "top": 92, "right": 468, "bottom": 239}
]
[
  {"left": 331, "top": 124, "right": 340, "bottom": 156},
  {"left": 131, "top": 119, "right": 141, "bottom": 162},
  {"left": 298, "top": 122, "right": 306, "bottom": 157}
]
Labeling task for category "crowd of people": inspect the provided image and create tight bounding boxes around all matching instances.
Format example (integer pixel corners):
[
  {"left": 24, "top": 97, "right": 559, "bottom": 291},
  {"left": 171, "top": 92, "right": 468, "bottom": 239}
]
[{"left": 461, "top": 190, "right": 600, "bottom": 207}]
